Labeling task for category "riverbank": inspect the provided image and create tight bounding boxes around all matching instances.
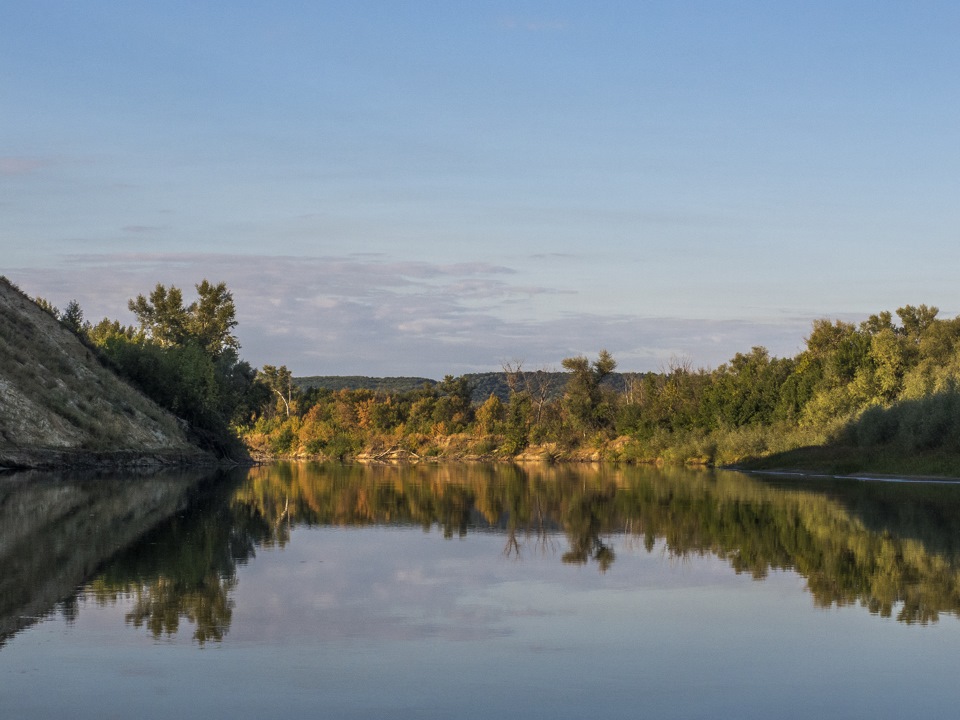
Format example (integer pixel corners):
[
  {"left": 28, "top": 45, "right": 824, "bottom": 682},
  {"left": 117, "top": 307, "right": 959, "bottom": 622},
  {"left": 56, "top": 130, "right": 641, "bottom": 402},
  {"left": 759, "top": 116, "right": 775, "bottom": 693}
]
[
  {"left": 248, "top": 434, "right": 960, "bottom": 483},
  {"left": 0, "top": 448, "right": 221, "bottom": 472},
  {"left": 735, "top": 443, "right": 960, "bottom": 480}
]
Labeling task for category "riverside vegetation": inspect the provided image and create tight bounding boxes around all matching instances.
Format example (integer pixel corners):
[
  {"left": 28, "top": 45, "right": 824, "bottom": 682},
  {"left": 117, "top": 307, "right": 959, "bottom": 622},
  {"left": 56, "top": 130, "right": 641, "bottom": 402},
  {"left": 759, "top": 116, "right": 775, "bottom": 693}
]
[
  {"left": 15, "top": 276, "right": 960, "bottom": 475},
  {"left": 247, "top": 303, "right": 960, "bottom": 476}
]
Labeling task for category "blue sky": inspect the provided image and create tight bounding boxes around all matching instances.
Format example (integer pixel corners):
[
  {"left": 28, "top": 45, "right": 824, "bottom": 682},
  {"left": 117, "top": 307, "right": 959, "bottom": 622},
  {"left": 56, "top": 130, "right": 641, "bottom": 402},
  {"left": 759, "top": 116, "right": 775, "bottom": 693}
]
[{"left": 4, "top": 2, "right": 959, "bottom": 377}]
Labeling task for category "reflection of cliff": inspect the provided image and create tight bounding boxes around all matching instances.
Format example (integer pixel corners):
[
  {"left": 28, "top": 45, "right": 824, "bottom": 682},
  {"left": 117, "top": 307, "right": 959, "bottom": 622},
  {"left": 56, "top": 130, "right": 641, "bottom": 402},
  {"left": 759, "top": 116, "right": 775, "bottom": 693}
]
[
  {"left": 236, "top": 463, "right": 960, "bottom": 623},
  {"left": 0, "top": 469, "right": 218, "bottom": 646}
]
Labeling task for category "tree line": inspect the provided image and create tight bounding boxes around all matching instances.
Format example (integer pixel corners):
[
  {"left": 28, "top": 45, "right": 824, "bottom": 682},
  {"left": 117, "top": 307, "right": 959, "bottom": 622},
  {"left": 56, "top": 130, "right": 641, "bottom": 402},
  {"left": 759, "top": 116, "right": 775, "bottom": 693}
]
[
  {"left": 244, "top": 302, "right": 960, "bottom": 470},
  {"left": 40, "top": 280, "right": 960, "bottom": 470}
]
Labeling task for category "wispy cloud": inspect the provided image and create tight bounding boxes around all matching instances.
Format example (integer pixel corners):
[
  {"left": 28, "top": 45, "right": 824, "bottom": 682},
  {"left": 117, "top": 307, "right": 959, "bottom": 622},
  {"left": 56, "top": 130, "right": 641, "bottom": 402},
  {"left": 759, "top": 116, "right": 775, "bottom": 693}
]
[
  {"left": 528, "top": 252, "right": 580, "bottom": 261},
  {"left": 10, "top": 253, "right": 815, "bottom": 377},
  {"left": 0, "top": 156, "right": 48, "bottom": 176},
  {"left": 121, "top": 225, "right": 169, "bottom": 234}
]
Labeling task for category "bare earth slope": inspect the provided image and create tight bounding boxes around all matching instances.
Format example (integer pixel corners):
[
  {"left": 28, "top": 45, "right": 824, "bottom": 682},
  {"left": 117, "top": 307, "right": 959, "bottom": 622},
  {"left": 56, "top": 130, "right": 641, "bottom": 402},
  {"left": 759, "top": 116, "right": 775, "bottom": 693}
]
[{"left": 0, "top": 277, "right": 209, "bottom": 469}]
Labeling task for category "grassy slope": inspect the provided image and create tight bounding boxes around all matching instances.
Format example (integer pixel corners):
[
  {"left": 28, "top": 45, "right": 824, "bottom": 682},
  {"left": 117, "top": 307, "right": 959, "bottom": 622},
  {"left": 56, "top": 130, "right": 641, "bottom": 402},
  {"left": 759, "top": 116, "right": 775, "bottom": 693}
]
[{"left": 0, "top": 277, "right": 208, "bottom": 468}]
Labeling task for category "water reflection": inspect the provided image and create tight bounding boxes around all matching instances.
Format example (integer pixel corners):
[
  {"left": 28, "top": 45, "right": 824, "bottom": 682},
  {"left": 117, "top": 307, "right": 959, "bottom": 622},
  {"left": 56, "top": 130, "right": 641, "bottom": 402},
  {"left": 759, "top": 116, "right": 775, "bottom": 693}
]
[
  {"left": 233, "top": 463, "right": 960, "bottom": 624},
  {"left": 0, "top": 468, "right": 230, "bottom": 646},
  {"left": 4, "top": 463, "right": 960, "bottom": 648},
  {"left": 84, "top": 473, "right": 263, "bottom": 644}
]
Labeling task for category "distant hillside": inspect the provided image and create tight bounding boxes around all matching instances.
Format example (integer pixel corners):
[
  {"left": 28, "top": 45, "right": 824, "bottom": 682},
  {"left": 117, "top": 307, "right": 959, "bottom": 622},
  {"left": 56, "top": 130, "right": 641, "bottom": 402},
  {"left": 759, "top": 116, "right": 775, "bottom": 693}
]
[
  {"left": 296, "top": 371, "right": 646, "bottom": 403},
  {"left": 465, "top": 371, "right": 645, "bottom": 403},
  {"left": 0, "top": 277, "right": 209, "bottom": 469},
  {"left": 295, "top": 375, "right": 436, "bottom": 394}
]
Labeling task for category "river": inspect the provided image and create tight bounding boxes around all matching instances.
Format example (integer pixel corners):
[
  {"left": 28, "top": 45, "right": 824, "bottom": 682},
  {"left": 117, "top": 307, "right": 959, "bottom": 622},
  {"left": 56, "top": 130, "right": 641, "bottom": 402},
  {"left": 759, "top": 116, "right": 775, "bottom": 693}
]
[{"left": 2, "top": 462, "right": 960, "bottom": 718}]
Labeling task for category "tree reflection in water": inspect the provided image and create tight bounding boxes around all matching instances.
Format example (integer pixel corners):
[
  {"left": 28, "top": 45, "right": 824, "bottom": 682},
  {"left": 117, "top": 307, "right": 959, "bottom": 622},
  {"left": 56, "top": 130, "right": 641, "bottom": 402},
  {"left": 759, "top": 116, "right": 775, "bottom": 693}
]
[
  {"left": 78, "top": 462, "right": 960, "bottom": 644},
  {"left": 86, "top": 474, "right": 270, "bottom": 644}
]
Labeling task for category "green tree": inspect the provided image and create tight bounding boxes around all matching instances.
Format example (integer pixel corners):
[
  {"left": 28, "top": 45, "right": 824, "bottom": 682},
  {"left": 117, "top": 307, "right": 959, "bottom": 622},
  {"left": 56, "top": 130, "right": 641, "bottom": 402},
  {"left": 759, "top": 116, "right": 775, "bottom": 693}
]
[
  {"left": 88, "top": 281, "right": 254, "bottom": 457},
  {"left": 128, "top": 280, "right": 238, "bottom": 354},
  {"left": 34, "top": 296, "right": 59, "bottom": 318},
  {"left": 701, "top": 347, "right": 791, "bottom": 428},
  {"left": 129, "top": 283, "right": 189, "bottom": 347},
  {"left": 60, "top": 299, "right": 85, "bottom": 335},
  {"left": 868, "top": 329, "right": 907, "bottom": 401},
  {"left": 860, "top": 310, "right": 895, "bottom": 335},
  {"left": 188, "top": 280, "right": 239, "bottom": 356},
  {"left": 561, "top": 350, "right": 617, "bottom": 435},
  {"left": 86, "top": 317, "right": 138, "bottom": 346},
  {"left": 431, "top": 375, "right": 474, "bottom": 431},
  {"left": 503, "top": 391, "right": 533, "bottom": 453},
  {"left": 258, "top": 365, "right": 297, "bottom": 418},
  {"left": 896, "top": 304, "right": 939, "bottom": 345},
  {"left": 475, "top": 393, "right": 505, "bottom": 435}
]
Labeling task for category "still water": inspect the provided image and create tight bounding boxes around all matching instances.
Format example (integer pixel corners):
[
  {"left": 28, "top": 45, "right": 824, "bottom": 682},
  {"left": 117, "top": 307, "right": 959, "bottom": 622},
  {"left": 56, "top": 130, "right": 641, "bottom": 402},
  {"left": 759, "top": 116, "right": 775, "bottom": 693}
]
[{"left": 3, "top": 462, "right": 960, "bottom": 718}]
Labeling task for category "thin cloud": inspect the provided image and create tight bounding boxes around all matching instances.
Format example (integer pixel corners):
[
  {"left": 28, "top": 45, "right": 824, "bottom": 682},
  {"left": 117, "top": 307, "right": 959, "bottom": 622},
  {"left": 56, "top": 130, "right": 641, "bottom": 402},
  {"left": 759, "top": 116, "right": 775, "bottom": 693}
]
[
  {"left": 121, "top": 225, "right": 168, "bottom": 234},
  {"left": 0, "top": 155, "right": 102, "bottom": 177},
  {"left": 528, "top": 252, "right": 581, "bottom": 261},
  {"left": 0, "top": 157, "right": 47, "bottom": 176},
  {"left": 10, "top": 253, "right": 554, "bottom": 372},
  {"left": 10, "top": 252, "right": 816, "bottom": 377}
]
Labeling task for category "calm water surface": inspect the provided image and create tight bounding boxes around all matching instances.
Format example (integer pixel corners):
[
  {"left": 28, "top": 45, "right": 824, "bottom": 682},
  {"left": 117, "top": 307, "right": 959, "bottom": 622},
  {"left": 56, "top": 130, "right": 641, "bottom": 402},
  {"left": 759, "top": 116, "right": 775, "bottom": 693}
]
[{"left": 3, "top": 463, "right": 960, "bottom": 718}]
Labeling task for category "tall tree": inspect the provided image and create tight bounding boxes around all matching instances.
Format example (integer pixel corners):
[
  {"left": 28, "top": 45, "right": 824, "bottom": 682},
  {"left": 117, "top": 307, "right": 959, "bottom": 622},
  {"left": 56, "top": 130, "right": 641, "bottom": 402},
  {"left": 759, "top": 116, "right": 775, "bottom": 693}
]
[
  {"left": 129, "top": 284, "right": 189, "bottom": 347},
  {"left": 897, "top": 304, "right": 939, "bottom": 344},
  {"left": 189, "top": 280, "right": 239, "bottom": 356},
  {"left": 87, "top": 280, "right": 255, "bottom": 457},
  {"left": 561, "top": 350, "right": 617, "bottom": 434},
  {"left": 128, "top": 280, "right": 238, "bottom": 354},
  {"left": 258, "top": 364, "right": 296, "bottom": 417}
]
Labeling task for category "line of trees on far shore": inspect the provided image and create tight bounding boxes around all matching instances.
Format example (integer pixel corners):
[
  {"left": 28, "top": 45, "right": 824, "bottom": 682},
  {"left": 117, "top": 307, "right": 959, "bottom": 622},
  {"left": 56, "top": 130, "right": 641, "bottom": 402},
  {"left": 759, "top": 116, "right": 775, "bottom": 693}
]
[
  {"left": 36, "top": 281, "right": 960, "bottom": 470},
  {"left": 244, "top": 304, "right": 960, "bottom": 468}
]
